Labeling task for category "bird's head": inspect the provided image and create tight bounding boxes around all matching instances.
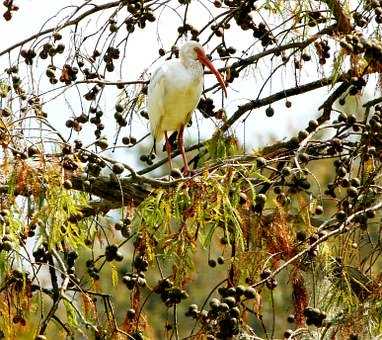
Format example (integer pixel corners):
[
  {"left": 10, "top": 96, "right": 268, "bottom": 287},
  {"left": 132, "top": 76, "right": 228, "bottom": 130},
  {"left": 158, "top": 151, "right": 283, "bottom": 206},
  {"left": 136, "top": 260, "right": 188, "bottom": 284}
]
[{"left": 180, "top": 42, "right": 227, "bottom": 97}]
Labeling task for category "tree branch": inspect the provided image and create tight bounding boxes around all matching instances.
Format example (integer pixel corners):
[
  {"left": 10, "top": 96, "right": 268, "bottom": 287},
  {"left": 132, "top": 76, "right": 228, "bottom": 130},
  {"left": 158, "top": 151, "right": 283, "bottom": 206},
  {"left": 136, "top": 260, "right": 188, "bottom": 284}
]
[
  {"left": 0, "top": 1, "right": 122, "bottom": 57},
  {"left": 70, "top": 175, "right": 150, "bottom": 205},
  {"left": 220, "top": 73, "right": 349, "bottom": 132}
]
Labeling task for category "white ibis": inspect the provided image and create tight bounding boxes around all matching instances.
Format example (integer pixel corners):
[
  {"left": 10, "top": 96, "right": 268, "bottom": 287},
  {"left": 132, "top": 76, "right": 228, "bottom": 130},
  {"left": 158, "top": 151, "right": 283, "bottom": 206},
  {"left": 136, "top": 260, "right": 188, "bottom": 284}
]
[{"left": 147, "top": 41, "right": 227, "bottom": 174}]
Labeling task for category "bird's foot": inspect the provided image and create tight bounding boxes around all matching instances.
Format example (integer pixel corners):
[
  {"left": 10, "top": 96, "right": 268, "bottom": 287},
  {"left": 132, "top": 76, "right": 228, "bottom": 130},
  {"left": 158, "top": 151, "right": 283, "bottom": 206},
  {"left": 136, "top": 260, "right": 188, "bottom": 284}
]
[{"left": 182, "top": 167, "right": 193, "bottom": 177}]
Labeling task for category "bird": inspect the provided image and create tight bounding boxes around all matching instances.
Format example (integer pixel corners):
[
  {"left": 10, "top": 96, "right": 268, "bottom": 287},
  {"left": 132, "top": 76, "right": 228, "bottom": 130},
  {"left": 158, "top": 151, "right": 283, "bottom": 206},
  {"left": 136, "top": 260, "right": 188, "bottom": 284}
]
[{"left": 147, "top": 41, "right": 227, "bottom": 175}]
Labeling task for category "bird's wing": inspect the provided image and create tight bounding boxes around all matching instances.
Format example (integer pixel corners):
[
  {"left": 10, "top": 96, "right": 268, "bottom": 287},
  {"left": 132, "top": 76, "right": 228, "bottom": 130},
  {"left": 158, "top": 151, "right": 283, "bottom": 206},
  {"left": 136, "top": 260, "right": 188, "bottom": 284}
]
[{"left": 147, "top": 66, "right": 167, "bottom": 140}]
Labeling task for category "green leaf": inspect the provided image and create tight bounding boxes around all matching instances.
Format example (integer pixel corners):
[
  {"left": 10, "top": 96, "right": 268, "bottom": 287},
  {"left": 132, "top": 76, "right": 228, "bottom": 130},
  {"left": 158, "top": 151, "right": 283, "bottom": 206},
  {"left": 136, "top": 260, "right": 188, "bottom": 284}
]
[
  {"left": 64, "top": 300, "right": 79, "bottom": 329},
  {"left": 111, "top": 264, "right": 119, "bottom": 287},
  {"left": 0, "top": 81, "right": 10, "bottom": 98}
]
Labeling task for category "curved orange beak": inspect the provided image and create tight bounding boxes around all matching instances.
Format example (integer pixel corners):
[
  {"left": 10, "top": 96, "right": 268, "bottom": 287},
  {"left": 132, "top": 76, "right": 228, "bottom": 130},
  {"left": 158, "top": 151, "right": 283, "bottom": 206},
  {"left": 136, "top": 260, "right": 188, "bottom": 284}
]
[{"left": 196, "top": 48, "right": 227, "bottom": 97}]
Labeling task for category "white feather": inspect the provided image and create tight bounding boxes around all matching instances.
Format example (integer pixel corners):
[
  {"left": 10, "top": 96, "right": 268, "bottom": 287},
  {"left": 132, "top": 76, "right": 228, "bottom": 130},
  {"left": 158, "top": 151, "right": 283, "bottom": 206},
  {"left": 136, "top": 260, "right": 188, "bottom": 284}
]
[{"left": 147, "top": 45, "right": 204, "bottom": 142}]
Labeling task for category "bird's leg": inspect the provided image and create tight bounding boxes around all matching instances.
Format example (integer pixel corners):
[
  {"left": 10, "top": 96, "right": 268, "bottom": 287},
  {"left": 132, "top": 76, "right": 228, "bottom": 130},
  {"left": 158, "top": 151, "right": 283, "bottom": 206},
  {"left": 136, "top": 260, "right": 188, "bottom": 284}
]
[
  {"left": 164, "top": 131, "right": 173, "bottom": 171},
  {"left": 178, "top": 124, "right": 190, "bottom": 175}
]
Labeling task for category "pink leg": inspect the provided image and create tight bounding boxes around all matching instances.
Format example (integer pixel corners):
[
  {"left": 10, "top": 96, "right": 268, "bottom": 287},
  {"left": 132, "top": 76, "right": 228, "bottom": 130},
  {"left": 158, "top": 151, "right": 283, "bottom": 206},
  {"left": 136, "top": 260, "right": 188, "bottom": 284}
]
[
  {"left": 178, "top": 125, "right": 190, "bottom": 175},
  {"left": 164, "top": 131, "right": 173, "bottom": 171}
]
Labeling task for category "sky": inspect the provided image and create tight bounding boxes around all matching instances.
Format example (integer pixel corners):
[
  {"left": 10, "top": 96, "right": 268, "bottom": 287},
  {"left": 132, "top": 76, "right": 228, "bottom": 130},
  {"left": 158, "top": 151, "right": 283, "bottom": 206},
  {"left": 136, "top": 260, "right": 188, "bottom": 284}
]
[{"left": 0, "top": 0, "right": 373, "bottom": 172}]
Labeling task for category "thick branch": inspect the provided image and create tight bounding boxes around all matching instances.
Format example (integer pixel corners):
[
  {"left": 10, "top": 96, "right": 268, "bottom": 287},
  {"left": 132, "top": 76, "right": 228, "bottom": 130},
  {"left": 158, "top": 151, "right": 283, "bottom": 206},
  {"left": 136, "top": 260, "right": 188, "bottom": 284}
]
[
  {"left": 323, "top": 0, "right": 352, "bottom": 34},
  {"left": 70, "top": 175, "right": 150, "bottom": 206}
]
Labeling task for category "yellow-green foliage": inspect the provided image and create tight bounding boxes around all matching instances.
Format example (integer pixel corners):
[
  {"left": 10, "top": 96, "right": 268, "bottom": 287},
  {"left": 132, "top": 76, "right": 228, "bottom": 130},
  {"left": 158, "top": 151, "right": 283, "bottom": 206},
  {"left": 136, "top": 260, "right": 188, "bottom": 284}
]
[
  {"left": 29, "top": 166, "right": 89, "bottom": 249},
  {"left": 206, "top": 133, "right": 241, "bottom": 161},
  {"left": 0, "top": 80, "right": 10, "bottom": 98},
  {"left": 131, "top": 164, "right": 265, "bottom": 284}
]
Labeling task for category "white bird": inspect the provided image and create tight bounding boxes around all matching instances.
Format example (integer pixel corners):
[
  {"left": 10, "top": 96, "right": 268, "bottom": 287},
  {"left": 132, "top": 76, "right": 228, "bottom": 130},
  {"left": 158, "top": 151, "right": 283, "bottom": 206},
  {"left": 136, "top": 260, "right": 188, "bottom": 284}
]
[{"left": 147, "top": 41, "right": 227, "bottom": 174}]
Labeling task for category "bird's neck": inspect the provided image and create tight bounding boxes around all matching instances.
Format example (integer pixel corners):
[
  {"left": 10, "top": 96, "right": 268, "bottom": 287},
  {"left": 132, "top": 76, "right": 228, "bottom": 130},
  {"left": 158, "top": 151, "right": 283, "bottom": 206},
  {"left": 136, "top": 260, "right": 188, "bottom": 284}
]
[{"left": 181, "top": 58, "right": 203, "bottom": 79}]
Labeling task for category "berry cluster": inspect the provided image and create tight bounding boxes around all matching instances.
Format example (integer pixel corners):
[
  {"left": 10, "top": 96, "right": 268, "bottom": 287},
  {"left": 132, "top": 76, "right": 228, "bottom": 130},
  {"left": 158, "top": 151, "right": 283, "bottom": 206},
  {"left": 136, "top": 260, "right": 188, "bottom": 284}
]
[
  {"left": 64, "top": 251, "right": 80, "bottom": 288},
  {"left": 95, "top": 135, "right": 108, "bottom": 149},
  {"left": 122, "top": 253, "right": 148, "bottom": 290},
  {"left": 353, "top": 12, "right": 368, "bottom": 27},
  {"left": 20, "top": 49, "right": 36, "bottom": 66},
  {"left": 303, "top": 307, "right": 327, "bottom": 327},
  {"left": 197, "top": 98, "right": 215, "bottom": 118},
  {"left": 103, "top": 46, "right": 120, "bottom": 72},
  {"left": 32, "top": 243, "right": 49, "bottom": 264},
  {"left": 122, "top": 272, "right": 147, "bottom": 289},
  {"left": 123, "top": 0, "right": 156, "bottom": 32},
  {"left": 259, "top": 269, "right": 278, "bottom": 289},
  {"left": 3, "top": 0, "right": 18, "bottom": 21},
  {"left": 253, "top": 22, "right": 276, "bottom": 47},
  {"left": 341, "top": 34, "right": 382, "bottom": 63},
  {"left": 306, "top": 11, "right": 327, "bottom": 27},
  {"left": 39, "top": 35, "right": 65, "bottom": 60},
  {"left": 114, "top": 110, "right": 128, "bottom": 127},
  {"left": 79, "top": 152, "right": 106, "bottom": 177},
  {"left": 139, "top": 152, "right": 155, "bottom": 166},
  {"left": 105, "top": 244, "right": 124, "bottom": 262},
  {"left": 252, "top": 193, "right": 266, "bottom": 213},
  {"left": 177, "top": 23, "right": 199, "bottom": 40},
  {"left": 84, "top": 86, "right": 100, "bottom": 102},
  {"left": 367, "top": 104, "right": 382, "bottom": 151},
  {"left": 216, "top": 45, "right": 236, "bottom": 58},
  {"left": 153, "top": 278, "right": 188, "bottom": 307},
  {"left": 314, "top": 40, "right": 331, "bottom": 65},
  {"left": 88, "top": 108, "right": 106, "bottom": 138},
  {"left": 122, "top": 135, "right": 137, "bottom": 146},
  {"left": 233, "top": 1, "right": 257, "bottom": 31},
  {"left": 59, "top": 64, "right": 78, "bottom": 85},
  {"left": 86, "top": 259, "right": 100, "bottom": 280},
  {"left": 115, "top": 219, "right": 133, "bottom": 239},
  {"left": 186, "top": 285, "right": 258, "bottom": 339}
]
